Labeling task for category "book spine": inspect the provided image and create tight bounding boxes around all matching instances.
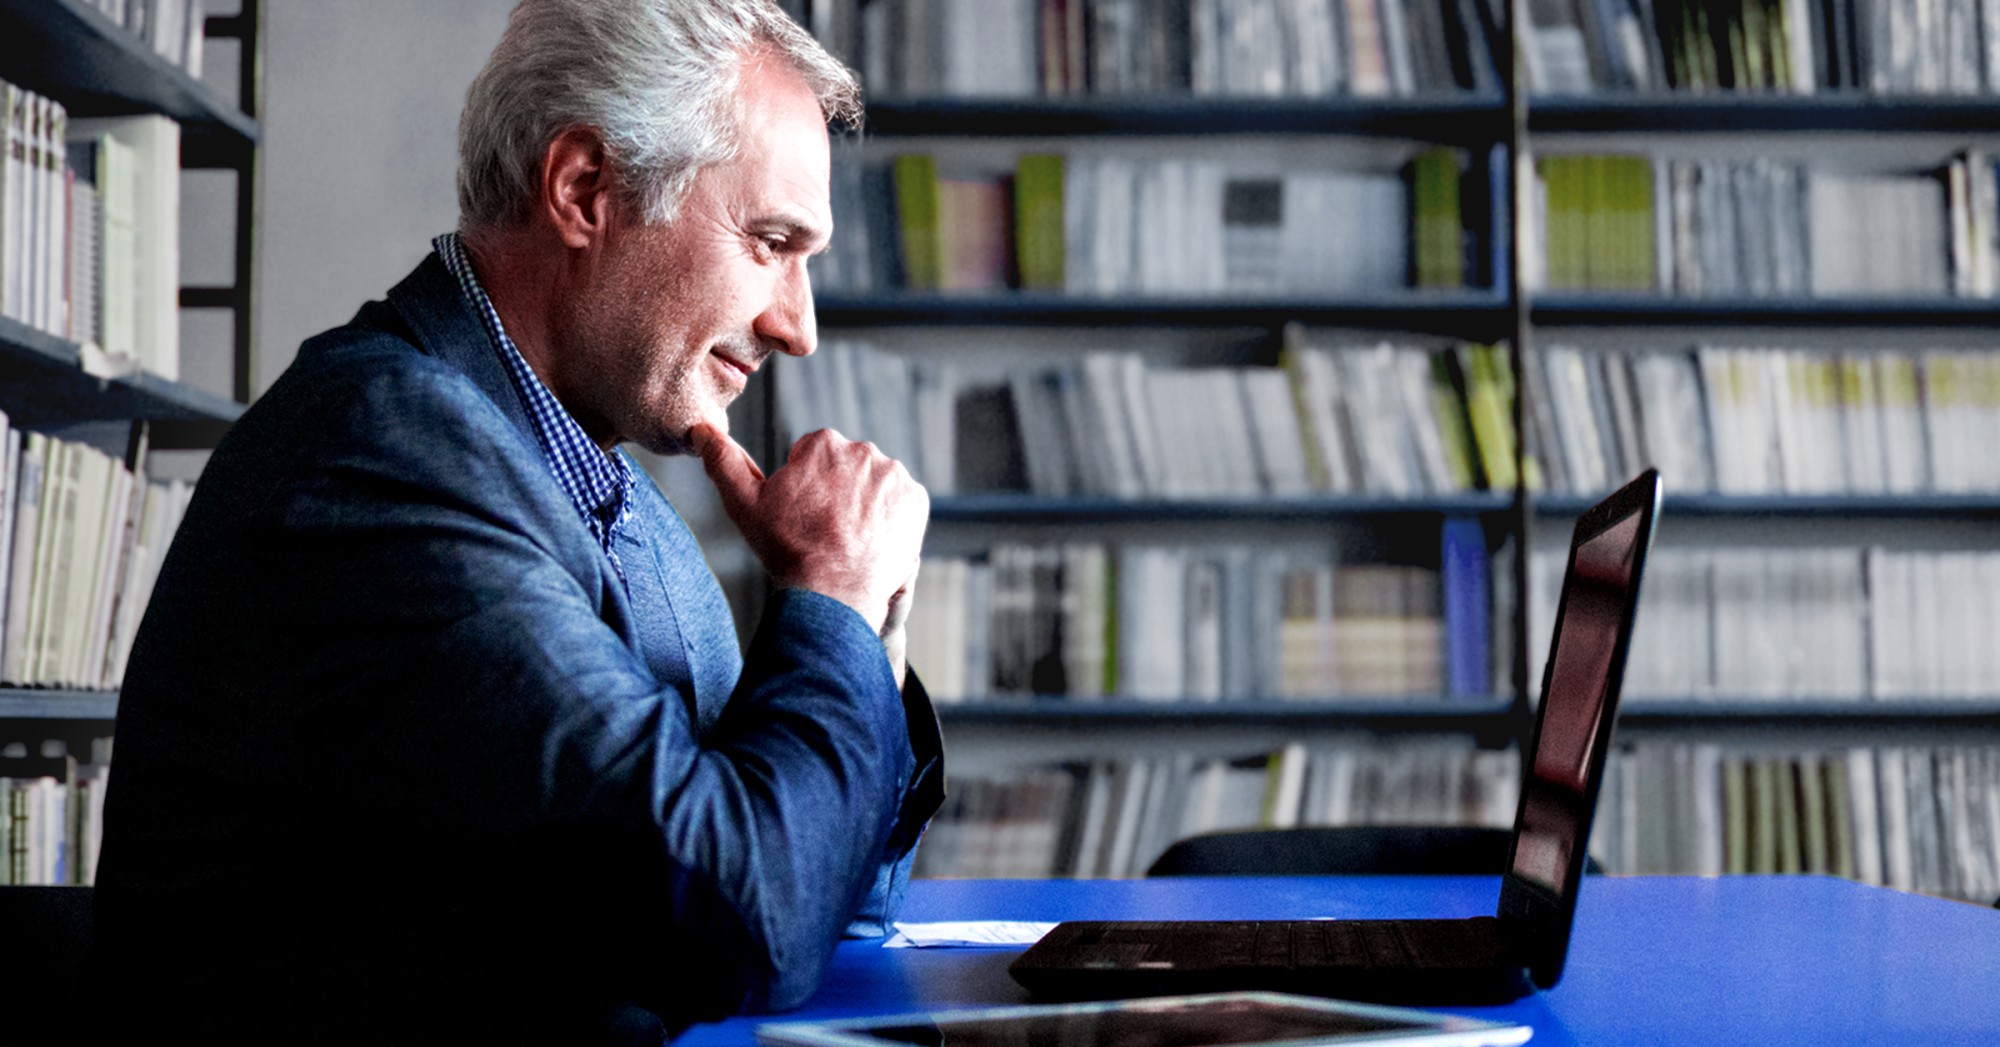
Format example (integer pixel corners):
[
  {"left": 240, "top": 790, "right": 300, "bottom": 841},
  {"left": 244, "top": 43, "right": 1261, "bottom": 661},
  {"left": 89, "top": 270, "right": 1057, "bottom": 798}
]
[{"left": 892, "top": 153, "right": 943, "bottom": 290}]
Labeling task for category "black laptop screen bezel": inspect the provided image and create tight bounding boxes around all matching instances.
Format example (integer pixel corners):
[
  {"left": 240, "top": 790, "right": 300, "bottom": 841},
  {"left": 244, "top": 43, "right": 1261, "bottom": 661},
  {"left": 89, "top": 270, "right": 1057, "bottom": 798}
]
[{"left": 1498, "top": 468, "right": 1660, "bottom": 991}]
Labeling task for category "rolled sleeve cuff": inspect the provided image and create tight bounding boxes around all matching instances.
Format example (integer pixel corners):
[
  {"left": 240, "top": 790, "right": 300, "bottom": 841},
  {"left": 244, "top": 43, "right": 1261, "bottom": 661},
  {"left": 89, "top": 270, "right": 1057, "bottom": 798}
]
[{"left": 846, "top": 669, "right": 947, "bottom": 938}]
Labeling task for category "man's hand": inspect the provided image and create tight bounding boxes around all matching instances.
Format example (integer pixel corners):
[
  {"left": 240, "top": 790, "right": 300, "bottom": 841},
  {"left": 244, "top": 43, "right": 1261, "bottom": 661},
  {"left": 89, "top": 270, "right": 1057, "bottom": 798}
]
[{"left": 694, "top": 423, "right": 928, "bottom": 635}]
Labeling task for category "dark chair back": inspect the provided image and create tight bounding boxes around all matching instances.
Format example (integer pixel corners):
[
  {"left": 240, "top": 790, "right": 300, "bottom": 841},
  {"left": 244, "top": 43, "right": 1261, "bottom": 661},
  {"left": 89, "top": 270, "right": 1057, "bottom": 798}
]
[
  {"left": 0, "top": 886, "right": 94, "bottom": 1047},
  {"left": 1146, "top": 825, "right": 1603, "bottom": 877}
]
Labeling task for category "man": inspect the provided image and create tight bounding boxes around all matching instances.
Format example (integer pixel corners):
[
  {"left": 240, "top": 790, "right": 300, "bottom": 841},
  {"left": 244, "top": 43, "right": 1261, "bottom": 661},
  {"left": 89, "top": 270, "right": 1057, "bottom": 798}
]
[{"left": 90, "top": 2, "right": 942, "bottom": 1042}]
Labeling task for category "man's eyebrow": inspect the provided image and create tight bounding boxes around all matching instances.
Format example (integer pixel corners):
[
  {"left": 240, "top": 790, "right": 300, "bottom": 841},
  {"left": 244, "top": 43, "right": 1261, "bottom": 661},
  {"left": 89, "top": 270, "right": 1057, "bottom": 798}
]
[{"left": 755, "top": 214, "right": 832, "bottom": 251}]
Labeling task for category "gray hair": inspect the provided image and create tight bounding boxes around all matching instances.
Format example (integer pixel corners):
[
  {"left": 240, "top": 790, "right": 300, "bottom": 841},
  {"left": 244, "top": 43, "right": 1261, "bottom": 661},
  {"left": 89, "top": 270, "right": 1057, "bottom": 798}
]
[{"left": 457, "top": 0, "right": 861, "bottom": 231}]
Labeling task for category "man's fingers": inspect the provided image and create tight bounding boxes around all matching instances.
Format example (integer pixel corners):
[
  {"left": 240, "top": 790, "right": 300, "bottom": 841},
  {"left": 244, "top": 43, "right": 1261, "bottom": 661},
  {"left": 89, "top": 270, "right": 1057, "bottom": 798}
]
[{"left": 692, "top": 423, "right": 764, "bottom": 514}]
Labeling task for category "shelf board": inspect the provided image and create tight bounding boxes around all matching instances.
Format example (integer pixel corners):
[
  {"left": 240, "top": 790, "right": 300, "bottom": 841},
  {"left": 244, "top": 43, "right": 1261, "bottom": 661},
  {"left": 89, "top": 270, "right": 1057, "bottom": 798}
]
[
  {"left": 1621, "top": 699, "right": 2000, "bottom": 729},
  {"left": 1533, "top": 492, "right": 2000, "bottom": 518},
  {"left": 1531, "top": 93, "right": 2000, "bottom": 133},
  {"left": 0, "top": 689, "right": 119, "bottom": 721},
  {"left": 934, "top": 697, "right": 1513, "bottom": 729},
  {"left": 0, "top": 0, "right": 258, "bottom": 151},
  {"left": 857, "top": 94, "right": 1508, "bottom": 141},
  {"left": 930, "top": 492, "right": 1512, "bottom": 522},
  {"left": 0, "top": 317, "right": 246, "bottom": 430},
  {"left": 0, "top": 314, "right": 84, "bottom": 371},
  {"left": 817, "top": 290, "right": 1512, "bottom": 336},
  {"left": 1531, "top": 294, "right": 2000, "bottom": 326}
]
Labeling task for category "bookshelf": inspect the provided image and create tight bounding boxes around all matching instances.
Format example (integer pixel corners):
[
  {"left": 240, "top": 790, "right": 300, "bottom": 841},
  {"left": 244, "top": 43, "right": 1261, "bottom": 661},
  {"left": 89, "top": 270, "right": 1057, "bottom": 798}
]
[
  {"left": 927, "top": 492, "right": 1513, "bottom": 521},
  {"left": 1529, "top": 96, "right": 2000, "bottom": 134},
  {"left": 789, "top": 0, "right": 2000, "bottom": 897},
  {"left": 1514, "top": 0, "right": 2000, "bottom": 900},
  {"left": 861, "top": 96, "right": 1512, "bottom": 141},
  {"left": 783, "top": 0, "right": 1537, "bottom": 883},
  {"left": 0, "top": 689, "right": 119, "bottom": 723},
  {"left": 0, "top": 0, "right": 257, "bottom": 144},
  {"left": 933, "top": 697, "right": 1516, "bottom": 734},
  {"left": 815, "top": 289, "right": 1513, "bottom": 337},
  {"left": 2, "top": 1, "right": 261, "bottom": 890}
]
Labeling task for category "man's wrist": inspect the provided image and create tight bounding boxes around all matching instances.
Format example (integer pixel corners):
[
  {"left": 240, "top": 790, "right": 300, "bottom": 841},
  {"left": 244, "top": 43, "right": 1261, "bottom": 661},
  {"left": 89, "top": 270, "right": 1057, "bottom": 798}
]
[{"left": 782, "top": 576, "right": 887, "bottom": 634}]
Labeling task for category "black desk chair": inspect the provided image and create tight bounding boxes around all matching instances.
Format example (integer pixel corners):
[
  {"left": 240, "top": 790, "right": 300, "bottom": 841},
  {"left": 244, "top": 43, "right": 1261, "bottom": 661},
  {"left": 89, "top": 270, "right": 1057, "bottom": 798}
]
[
  {"left": 1146, "top": 825, "right": 1603, "bottom": 877},
  {"left": 0, "top": 886, "right": 94, "bottom": 1047}
]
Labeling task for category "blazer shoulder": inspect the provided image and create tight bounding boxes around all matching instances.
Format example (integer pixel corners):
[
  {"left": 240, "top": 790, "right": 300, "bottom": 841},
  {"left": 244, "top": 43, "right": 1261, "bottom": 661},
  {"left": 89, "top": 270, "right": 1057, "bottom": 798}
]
[{"left": 201, "top": 308, "right": 561, "bottom": 537}]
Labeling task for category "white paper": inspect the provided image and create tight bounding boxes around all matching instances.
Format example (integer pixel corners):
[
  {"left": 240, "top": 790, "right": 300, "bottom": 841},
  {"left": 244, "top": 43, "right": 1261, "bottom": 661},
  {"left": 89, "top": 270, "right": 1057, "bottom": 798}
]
[{"left": 883, "top": 921, "right": 1058, "bottom": 948}]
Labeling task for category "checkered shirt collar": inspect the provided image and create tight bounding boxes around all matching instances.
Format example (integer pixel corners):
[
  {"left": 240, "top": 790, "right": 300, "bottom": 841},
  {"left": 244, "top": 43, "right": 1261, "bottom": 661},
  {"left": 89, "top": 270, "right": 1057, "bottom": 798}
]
[{"left": 433, "top": 233, "right": 634, "bottom": 577}]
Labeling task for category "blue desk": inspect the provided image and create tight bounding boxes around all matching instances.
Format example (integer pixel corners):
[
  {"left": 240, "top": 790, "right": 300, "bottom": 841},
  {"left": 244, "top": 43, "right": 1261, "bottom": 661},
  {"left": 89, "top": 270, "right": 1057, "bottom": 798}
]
[{"left": 672, "top": 875, "right": 2000, "bottom": 1046}]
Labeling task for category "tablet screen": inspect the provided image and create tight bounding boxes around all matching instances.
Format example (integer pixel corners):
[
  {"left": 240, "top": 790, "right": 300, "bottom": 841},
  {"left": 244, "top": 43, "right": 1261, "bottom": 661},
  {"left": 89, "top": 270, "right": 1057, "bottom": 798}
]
[
  {"left": 868, "top": 996, "right": 1413, "bottom": 1046},
  {"left": 760, "top": 992, "right": 1531, "bottom": 1047}
]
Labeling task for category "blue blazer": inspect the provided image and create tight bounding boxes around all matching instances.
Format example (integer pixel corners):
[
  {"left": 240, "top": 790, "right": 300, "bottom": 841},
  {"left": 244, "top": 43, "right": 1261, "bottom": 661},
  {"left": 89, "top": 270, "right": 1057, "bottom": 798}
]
[{"left": 92, "top": 253, "right": 944, "bottom": 1044}]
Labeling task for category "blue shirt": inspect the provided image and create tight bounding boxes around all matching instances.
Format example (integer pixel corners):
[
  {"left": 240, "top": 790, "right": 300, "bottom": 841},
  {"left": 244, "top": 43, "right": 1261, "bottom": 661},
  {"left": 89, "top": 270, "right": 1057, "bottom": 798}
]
[{"left": 434, "top": 231, "right": 634, "bottom": 584}]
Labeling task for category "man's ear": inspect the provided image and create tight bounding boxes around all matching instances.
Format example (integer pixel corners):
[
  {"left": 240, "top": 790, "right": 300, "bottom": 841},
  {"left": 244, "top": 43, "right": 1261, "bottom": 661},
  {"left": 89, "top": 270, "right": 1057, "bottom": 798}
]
[{"left": 539, "top": 127, "right": 616, "bottom": 250}]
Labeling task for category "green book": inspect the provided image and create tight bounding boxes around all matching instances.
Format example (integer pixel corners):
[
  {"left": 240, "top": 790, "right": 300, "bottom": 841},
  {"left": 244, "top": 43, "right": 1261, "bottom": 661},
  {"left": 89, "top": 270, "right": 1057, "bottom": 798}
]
[
  {"left": 1724, "top": 0, "right": 1754, "bottom": 88},
  {"left": 1410, "top": 148, "right": 1463, "bottom": 289},
  {"left": 893, "top": 154, "right": 943, "bottom": 290},
  {"left": 1429, "top": 350, "right": 1479, "bottom": 489},
  {"left": 1542, "top": 157, "right": 1578, "bottom": 290},
  {"left": 1458, "top": 343, "right": 1518, "bottom": 491},
  {"left": 1724, "top": 755, "right": 1749, "bottom": 875},
  {"left": 1736, "top": 0, "right": 1765, "bottom": 87},
  {"left": 1689, "top": 1, "right": 1719, "bottom": 90},
  {"left": 1014, "top": 154, "right": 1066, "bottom": 291},
  {"left": 1825, "top": 756, "right": 1857, "bottom": 881},
  {"left": 1101, "top": 552, "right": 1119, "bottom": 695},
  {"left": 1800, "top": 756, "right": 1831, "bottom": 875},
  {"left": 1581, "top": 154, "right": 1608, "bottom": 290},
  {"left": 1775, "top": 757, "right": 1802, "bottom": 874},
  {"left": 1628, "top": 157, "right": 1657, "bottom": 291},
  {"left": 1279, "top": 332, "right": 1332, "bottom": 491},
  {"left": 1764, "top": 0, "right": 1793, "bottom": 89},
  {"left": 1751, "top": 757, "right": 1778, "bottom": 874}
]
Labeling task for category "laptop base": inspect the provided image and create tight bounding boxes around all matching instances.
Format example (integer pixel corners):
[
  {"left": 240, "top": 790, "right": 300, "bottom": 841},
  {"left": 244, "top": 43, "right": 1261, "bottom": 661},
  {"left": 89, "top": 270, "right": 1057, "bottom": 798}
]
[{"left": 1011, "top": 918, "right": 1536, "bottom": 1006}]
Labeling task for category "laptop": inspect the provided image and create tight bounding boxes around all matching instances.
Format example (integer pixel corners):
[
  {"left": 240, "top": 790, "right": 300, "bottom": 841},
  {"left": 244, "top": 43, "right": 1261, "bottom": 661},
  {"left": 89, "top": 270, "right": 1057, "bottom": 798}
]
[{"left": 1010, "top": 468, "right": 1662, "bottom": 1007}]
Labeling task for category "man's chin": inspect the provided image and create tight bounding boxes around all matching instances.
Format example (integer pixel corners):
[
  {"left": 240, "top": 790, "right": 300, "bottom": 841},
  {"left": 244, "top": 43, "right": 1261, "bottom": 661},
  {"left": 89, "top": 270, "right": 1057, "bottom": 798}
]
[{"left": 648, "top": 414, "right": 728, "bottom": 458}]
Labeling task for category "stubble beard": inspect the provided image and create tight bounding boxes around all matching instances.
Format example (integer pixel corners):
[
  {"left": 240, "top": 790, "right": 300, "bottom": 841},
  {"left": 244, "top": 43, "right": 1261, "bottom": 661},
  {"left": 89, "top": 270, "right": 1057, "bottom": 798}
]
[{"left": 624, "top": 333, "right": 765, "bottom": 457}]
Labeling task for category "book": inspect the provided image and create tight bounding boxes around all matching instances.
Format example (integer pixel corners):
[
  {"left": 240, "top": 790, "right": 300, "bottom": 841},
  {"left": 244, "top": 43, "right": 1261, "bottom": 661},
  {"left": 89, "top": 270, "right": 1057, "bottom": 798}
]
[
  {"left": 1410, "top": 148, "right": 1465, "bottom": 289},
  {"left": 891, "top": 154, "right": 943, "bottom": 290},
  {"left": 1013, "top": 154, "right": 1065, "bottom": 290},
  {"left": 70, "top": 115, "right": 180, "bottom": 380},
  {"left": 1439, "top": 517, "right": 1491, "bottom": 697},
  {"left": 938, "top": 173, "right": 1012, "bottom": 291}
]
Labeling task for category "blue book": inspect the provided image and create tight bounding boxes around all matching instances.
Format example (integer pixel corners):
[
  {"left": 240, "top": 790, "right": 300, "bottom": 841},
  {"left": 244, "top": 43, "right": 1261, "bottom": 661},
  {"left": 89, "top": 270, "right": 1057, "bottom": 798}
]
[{"left": 1440, "top": 516, "right": 1491, "bottom": 697}]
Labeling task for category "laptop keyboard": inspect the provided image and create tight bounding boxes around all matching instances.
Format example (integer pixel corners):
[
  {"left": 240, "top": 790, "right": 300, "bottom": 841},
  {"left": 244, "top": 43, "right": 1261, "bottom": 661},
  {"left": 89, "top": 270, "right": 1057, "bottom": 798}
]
[{"left": 1072, "top": 918, "right": 1509, "bottom": 971}]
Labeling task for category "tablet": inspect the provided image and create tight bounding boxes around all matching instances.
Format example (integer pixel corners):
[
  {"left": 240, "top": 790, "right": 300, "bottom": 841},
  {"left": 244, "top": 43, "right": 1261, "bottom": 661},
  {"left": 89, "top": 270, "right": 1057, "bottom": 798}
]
[{"left": 755, "top": 991, "right": 1532, "bottom": 1047}]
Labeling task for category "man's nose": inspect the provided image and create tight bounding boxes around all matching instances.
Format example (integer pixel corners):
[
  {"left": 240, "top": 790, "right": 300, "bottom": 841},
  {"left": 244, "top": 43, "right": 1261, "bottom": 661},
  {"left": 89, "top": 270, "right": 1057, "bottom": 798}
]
[{"left": 758, "top": 260, "right": 817, "bottom": 358}]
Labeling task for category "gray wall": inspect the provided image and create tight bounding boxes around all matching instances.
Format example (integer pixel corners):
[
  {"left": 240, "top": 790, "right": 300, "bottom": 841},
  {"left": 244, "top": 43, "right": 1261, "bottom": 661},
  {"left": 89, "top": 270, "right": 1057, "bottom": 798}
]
[
  {"left": 240, "top": 0, "right": 751, "bottom": 617},
  {"left": 256, "top": 0, "right": 510, "bottom": 387}
]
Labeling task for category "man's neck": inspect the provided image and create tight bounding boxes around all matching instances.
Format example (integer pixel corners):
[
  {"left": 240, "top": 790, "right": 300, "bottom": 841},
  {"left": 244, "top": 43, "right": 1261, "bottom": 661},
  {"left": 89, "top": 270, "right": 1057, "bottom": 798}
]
[{"left": 456, "top": 228, "right": 616, "bottom": 451}]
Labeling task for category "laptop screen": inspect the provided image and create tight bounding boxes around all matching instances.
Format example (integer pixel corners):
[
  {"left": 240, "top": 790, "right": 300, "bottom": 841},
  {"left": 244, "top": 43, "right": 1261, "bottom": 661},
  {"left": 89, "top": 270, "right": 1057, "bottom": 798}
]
[
  {"left": 1501, "top": 469, "right": 1658, "bottom": 989},
  {"left": 1510, "top": 508, "right": 1645, "bottom": 893}
]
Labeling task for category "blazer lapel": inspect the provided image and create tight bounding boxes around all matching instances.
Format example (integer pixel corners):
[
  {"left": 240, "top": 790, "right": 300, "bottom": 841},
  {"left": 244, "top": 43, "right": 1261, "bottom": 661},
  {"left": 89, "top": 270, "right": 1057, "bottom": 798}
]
[
  {"left": 385, "top": 252, "right": 540, "bottom": 449},
  {"left": 381, "top": 251, "right": 634, "bottom": 640}
]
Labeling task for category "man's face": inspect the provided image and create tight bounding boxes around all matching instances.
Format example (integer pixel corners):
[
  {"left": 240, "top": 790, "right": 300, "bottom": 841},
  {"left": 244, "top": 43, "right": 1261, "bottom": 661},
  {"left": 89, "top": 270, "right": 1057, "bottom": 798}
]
[{"left": 563, "top": 54, "right": 832, "bottom": 455}]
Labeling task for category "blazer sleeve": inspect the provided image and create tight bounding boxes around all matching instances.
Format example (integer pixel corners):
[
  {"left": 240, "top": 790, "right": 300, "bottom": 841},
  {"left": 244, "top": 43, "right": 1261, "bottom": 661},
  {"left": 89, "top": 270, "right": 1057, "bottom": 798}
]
[{"left": 842, "top": 668, "right": 946, "bottom": 937}]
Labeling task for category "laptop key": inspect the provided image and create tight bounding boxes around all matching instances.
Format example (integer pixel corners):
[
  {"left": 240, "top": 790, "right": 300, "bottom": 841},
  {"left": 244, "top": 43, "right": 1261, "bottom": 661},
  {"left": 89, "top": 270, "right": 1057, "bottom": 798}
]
[
  {"left": 1255, "top": 923, "right": 1291, "bottom": 966},
  {"left": 1291, "top": 921, "right": 1331, "bottom": 967}
]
